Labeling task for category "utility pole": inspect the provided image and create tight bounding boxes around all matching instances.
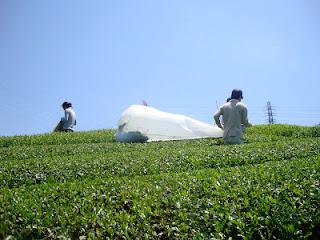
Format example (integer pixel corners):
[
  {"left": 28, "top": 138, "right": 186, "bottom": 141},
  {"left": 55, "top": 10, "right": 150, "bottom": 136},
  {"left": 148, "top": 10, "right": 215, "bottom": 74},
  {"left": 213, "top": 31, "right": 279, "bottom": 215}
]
[{"left": 266, "top": 101, "right": 275, "bottom": 124}]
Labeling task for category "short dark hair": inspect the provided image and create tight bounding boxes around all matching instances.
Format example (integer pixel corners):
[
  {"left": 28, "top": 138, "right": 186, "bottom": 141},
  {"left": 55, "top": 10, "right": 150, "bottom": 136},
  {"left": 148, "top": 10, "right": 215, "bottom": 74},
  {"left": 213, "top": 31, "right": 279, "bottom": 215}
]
[
  {"left": 62, "top": 101, "right": 72, "bottom": 108},
  {"left": 226, "top": 97, "right": 231, "bottom": 102},
  {"left": 231, "top": 89, "right": 243, "bottom": 100}
]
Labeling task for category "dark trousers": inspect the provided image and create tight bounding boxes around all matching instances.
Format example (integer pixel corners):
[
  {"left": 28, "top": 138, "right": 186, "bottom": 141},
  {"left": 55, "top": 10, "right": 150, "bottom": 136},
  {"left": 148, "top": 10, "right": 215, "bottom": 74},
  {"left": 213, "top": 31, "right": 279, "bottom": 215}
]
[{"left": 63, "top": 129, "right": 74, "bottom": 133}]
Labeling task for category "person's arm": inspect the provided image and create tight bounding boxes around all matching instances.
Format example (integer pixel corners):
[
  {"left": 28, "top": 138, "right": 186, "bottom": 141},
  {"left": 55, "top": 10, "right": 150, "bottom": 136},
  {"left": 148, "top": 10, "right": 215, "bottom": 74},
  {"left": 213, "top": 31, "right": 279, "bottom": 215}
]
[
  {"left": 64, "top": 110, "right": 69, "bottom": 122},
  {"left": 214, "top": 108, "right": 223, "bottom": 129},
  {"left": 241, "top": 106, "right": 252, "bottom": 127}
]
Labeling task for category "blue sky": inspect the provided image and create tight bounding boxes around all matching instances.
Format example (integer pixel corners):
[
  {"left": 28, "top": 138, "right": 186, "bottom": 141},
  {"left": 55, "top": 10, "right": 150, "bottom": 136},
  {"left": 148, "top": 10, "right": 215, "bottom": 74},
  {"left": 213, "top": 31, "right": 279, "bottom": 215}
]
[{"left": 0, "top": 0, "right": 319, "bottom": 136}]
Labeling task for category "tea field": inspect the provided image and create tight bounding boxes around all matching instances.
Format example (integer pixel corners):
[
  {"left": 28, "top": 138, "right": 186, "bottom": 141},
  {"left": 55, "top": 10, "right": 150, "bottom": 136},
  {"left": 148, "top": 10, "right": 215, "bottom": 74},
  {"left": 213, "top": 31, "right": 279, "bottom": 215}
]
[{"left": 0, "top": 124, "right": 319, "bottom": 239}]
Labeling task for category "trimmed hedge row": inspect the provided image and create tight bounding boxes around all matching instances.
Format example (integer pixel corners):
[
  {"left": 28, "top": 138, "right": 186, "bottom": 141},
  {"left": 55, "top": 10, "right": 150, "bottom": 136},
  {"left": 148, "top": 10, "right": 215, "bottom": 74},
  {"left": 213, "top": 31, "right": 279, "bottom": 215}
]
[
  {"left": 1, "top": 124, "right": 319, "bottom": 239},
  {"left": 1, "top": 138, "right": 319, "bottom": 188},
  {"left": 1, "top": 156, "right": 319, "bottom": 239}
]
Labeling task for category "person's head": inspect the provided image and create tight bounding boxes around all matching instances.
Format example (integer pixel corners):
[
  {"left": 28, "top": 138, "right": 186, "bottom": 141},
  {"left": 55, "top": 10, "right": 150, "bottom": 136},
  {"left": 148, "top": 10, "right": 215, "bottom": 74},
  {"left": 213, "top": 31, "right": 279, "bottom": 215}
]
[
  {"left": 226, "top": 97, "right": 231, "bottom": 102},
  {"left": 62, "top": 101, "right": 72, "bottom": 110},
  {"left": 230, "top": 89, "right": 243, "bottom": 101}
]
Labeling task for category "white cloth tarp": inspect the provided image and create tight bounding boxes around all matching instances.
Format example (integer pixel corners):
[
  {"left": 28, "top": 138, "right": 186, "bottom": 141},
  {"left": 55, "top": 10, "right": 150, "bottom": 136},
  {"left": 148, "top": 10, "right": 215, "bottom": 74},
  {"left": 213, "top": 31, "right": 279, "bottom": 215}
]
[{"left": 116, "top": 105, "right": 223, "bottom": 142}]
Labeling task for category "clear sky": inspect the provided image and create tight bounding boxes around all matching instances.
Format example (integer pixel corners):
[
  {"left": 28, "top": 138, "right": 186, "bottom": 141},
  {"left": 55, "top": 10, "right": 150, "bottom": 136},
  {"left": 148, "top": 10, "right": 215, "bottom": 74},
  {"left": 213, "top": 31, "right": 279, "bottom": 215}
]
[{"left": 1, "top": 0, "right": 319, "bottom": 136}]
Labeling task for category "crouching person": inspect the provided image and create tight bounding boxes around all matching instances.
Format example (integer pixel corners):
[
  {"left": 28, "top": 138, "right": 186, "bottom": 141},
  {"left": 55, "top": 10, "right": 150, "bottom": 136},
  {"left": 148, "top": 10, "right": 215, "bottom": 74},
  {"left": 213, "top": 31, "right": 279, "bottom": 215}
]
[
  {"left": 54, "top": 101, "right": 76, "bottom": 132},
  {"left": 214, "top": 89, "right": 252, "bottom": 144}
]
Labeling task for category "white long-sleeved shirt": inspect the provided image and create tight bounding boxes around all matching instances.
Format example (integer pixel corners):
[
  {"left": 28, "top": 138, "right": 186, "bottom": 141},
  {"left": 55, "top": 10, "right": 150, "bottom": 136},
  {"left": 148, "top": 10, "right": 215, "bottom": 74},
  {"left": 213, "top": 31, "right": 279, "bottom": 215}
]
[
  {"left": 62, "top": 107, "right": 76, "bottom": 130},
  {"left": 214, "top": 99, "right": 251, "bottom": 139}
]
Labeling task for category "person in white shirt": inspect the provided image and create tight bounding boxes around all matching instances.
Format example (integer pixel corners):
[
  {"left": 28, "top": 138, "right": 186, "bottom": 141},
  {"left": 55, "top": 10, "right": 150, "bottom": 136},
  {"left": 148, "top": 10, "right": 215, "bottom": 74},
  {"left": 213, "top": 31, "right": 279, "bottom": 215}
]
[
  {"left": 214, "top": 89, "right": 252, "bottom": 144},
  {"left": 61, "top": 101, "right": 76, "bottom": 132}
]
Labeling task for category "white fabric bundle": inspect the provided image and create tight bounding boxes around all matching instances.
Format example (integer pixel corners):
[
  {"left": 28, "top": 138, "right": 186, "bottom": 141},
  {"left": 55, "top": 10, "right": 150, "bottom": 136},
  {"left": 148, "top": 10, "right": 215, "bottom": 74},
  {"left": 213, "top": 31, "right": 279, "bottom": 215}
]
[{"left": 116, "top": 105, "right": 223, "bottom": 142}]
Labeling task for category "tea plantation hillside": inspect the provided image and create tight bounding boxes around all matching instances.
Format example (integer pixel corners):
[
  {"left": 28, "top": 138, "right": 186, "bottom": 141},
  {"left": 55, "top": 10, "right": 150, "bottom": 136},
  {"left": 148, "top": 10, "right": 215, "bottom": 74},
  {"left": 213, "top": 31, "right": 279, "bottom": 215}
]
[{"left": 0, "top": 125, "right": 319, "bottom": 239}]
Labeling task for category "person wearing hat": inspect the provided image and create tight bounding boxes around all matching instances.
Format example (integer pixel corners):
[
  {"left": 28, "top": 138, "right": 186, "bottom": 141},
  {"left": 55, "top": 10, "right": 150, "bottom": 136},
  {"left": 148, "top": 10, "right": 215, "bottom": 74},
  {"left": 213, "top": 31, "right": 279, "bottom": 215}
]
[
  {"left": 214, "top": 89, "right": 252, "bottom": 144},
  {"left": 60, "top": 101, "right": 77, "bottom": 132}
]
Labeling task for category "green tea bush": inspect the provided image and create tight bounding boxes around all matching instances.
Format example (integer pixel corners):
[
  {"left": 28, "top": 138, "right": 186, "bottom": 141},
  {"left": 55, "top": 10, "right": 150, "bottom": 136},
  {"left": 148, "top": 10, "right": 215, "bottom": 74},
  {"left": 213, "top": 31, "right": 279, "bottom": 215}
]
[
  {"left": 0, "top": 130, "right": 116, "bottom": 148},
  {"left": 246, "top": 124, "right": 320, "bottom": 138},
  {"left": 0, "top": 124, "right": 319, "bottom": 239},
  {"left": 1, "top": 156, "right": 319, "bottom": 239}
]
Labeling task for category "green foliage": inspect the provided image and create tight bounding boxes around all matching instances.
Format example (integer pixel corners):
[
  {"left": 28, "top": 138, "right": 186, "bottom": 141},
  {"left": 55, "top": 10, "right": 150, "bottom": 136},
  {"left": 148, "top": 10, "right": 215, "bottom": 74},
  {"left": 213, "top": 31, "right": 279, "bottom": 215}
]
[
  {"left": 246, "top": 124, "right": 320, "bottom": 138},
  {"left": 0, "top": 129, "right": 116, "bottom": 148},
  {"left": 0, "top": 125, "right": 319, "bottom": 239}
]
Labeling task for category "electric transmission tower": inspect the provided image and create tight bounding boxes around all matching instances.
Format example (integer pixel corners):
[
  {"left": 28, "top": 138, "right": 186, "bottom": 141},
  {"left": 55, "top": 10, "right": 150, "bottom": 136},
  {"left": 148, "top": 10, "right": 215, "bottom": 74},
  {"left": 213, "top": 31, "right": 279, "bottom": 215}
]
[{"left": 266, "top": 101, "right": 276, "bottom": 124}]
